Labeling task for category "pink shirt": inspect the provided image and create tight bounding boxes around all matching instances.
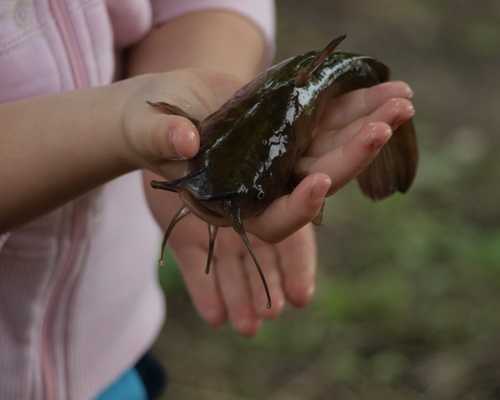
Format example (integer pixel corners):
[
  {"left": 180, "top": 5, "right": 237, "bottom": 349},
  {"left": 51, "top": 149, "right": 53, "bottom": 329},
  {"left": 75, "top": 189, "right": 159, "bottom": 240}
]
[{"left": 0, "top": 1, "right": 275, "bottom": 399}]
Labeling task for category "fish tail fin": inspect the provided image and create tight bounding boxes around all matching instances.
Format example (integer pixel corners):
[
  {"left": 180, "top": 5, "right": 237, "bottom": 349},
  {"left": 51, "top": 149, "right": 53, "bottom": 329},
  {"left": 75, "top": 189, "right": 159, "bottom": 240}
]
[{"left": 357, "top": 119, "right": 418, "bottom": 200}]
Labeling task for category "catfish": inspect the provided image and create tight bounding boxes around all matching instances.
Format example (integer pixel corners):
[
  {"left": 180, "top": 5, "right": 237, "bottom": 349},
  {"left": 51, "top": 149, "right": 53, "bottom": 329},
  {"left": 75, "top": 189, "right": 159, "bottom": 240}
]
[{"left": 149, "top": 35, "right": 418, "bottom": 308}]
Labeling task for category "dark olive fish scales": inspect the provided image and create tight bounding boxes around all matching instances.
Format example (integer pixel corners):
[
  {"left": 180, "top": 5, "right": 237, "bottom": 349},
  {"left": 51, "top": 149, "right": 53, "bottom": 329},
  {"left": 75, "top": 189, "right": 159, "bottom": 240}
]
[{"left": 149, "top": 35, "right": 418, "bottom": 308}]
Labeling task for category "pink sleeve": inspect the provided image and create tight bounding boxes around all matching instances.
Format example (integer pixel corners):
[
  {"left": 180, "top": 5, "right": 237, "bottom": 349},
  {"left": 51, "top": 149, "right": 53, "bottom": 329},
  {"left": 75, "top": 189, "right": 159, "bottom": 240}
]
[{"left": 150, "top": 0, "right": 276, "bottom": 64}]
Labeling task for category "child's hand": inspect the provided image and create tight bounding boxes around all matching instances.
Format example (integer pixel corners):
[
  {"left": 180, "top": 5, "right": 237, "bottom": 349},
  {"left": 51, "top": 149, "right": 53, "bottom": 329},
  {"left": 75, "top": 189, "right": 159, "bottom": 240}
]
[
  {"left": 244, "top": 81, "right": 415, "bottom": 243},
  {"left": 144, "top": 189, "right": 317, "bottom": 337},
  {"left": 141, "top": 71, "right": 414, "bottom": 336},
  {"left": 119, "top": 69, "right": 242, "bottom": 181}
]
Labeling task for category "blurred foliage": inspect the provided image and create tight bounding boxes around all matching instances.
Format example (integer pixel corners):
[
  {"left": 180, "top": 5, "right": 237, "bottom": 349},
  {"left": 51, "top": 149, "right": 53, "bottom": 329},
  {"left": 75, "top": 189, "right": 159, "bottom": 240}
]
[{"left": 154, "top": 1, "right": 500, "bottom": 399}]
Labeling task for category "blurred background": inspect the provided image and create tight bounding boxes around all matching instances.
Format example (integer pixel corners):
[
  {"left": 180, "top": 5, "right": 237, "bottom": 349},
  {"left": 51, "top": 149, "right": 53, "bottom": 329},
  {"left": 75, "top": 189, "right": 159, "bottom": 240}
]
[{"left": 154, "top": 1, "right": 500, "bottom": 398}]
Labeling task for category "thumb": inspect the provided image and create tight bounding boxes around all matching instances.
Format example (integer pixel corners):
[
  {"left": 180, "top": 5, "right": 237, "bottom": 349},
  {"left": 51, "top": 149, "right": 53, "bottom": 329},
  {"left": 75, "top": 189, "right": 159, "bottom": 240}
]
[{"left": 144, "top": 114, "right": 199, "bottom": 162}]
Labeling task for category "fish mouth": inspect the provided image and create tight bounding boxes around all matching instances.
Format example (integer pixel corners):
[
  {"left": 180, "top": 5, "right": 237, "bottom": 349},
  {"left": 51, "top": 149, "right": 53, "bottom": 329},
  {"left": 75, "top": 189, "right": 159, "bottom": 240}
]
[{"left": 179, "top": 191, "right": 233, "bottom": 227}]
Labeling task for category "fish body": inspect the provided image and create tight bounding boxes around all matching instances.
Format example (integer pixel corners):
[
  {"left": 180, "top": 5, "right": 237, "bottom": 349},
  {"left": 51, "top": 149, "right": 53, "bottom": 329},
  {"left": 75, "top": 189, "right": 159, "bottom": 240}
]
[{"left": 186, "top": 52, "right": 385, "bottom": 218}]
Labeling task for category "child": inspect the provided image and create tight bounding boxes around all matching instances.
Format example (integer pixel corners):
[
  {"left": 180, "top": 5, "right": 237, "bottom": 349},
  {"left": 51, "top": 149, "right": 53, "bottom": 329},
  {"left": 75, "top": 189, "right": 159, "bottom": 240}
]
[{"left": 0, "top": 1, "right": 415, "bottom": 398}]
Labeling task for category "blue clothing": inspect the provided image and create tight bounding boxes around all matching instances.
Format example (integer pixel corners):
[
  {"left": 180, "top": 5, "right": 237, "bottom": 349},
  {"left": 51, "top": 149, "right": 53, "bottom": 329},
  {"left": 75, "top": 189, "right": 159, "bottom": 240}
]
[{"left": 95, "top": 368, "right": 147, "bottom": 400}]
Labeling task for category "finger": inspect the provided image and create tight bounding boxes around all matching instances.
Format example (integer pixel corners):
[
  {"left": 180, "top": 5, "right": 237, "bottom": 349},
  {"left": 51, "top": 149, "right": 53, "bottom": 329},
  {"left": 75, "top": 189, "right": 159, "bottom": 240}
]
[
  {"left": 276, "top": 225, "right": 317, "bottom": 307},
  {"left": 310, "top": 97, "right": 415, "bottom": 157},
  {"left": 143, "top": 113, "right": 199, "bottom": 161},
  {"left": 246, "top": 173, "right": 331, "bottom": 243},
  {"left": 298, "top": 122, "right": 392, "bottom": 194},
  {"left": 244, "top": 243, "right": 285, "bottom": 319},
  {"left": 175, "top": 246, "right": 227, "bottom": 327},
  {"left": 319, "top": 81, "right": 413, "bottom": 131},
  {"left": 214, "top": 243, "right": 262, "bottom": 337}
]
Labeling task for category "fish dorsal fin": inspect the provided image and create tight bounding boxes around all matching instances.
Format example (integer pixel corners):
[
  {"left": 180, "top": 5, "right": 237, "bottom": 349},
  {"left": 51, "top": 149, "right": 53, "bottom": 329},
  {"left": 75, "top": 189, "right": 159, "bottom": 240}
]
[{"left": 295, "top": 34, "right": 347, "bottom": 86}]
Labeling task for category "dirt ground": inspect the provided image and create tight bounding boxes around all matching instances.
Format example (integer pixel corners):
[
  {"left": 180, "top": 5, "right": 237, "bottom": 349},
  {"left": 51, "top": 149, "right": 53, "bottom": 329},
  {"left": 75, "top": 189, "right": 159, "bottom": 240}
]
[{"left": 154, "top": 1, "right": 500, "bottom": 399}]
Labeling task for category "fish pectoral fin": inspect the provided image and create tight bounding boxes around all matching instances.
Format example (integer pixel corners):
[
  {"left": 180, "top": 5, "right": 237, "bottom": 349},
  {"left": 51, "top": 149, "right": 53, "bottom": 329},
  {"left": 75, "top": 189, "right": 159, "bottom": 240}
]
[
  {"left": 150, "top": 168, "right": 206, "bottom": 194},
  {"left": 146, "top": 100, "right": 201, "bottom": 130},
  {"left": 357, "top": 119, "right": 418, "bottom": 200},
  {"left": 150, "top": 180, "right": 181, "bottom": 193}
]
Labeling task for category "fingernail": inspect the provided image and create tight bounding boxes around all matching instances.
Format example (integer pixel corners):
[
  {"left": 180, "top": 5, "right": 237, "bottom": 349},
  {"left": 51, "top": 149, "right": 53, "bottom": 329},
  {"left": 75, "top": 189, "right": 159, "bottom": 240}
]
[
  {"left": 367, "top": 123, "right": 391, "bottom": 148},
  {"left": 275, "top": 297, "right": 286, "bottom": 315},
  {"left": 172, "top": 129, "right": 197, "bottom": 159},
  {"left": 170, "top": 129, "right": 187, "bottom": 160},
  {"left": 406, "top": 103, "right": 416, "bottom": 116},
  {"left": 204, "top": 308, "right": 223, "bottom": 327},
  {"left": 392, "top": 103, "right": 415, "bottom": 130},
  {"left": 236, "top": 318, "right": 259, "bottom": 337},
  {"left": 292, "top": 284, "right": 315, "bottom": 308},
  {"left": 305, "top": 284, "right": 315, "bottom": 303},
  {"left": 260, "top": 296, "right": 284, "bottom": 319},
  {"left": 310, "top": 176, "right": 331, "bottom": 201},
  {"left": 405, "top": 85, "right": 414, "bottom": 99}
]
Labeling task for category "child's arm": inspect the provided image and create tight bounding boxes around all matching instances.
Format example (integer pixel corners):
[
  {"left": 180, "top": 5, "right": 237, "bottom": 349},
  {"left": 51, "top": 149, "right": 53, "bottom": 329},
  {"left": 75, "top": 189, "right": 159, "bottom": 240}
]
[
  {"left": 127, "top": 10, "right": 267, "bottom": 81},
  {"left": 0, "top": 75, "right": 201, "bottom": 232}
]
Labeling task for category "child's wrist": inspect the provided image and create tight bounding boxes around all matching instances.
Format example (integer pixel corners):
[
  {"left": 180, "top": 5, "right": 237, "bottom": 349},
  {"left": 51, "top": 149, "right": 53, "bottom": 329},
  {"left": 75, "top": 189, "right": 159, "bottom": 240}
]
[{"left": 101, "top": 75, "right": 154, "bottom": 174}]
